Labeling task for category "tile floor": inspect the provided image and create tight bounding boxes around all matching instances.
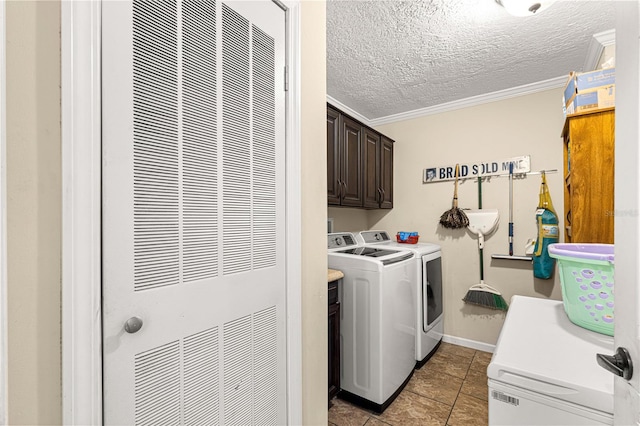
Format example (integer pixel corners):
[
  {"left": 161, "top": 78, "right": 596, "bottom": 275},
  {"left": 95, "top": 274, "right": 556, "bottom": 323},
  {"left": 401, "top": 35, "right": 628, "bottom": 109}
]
[{"left": 328, "top": 342, "right": 492, "bottom": 426}]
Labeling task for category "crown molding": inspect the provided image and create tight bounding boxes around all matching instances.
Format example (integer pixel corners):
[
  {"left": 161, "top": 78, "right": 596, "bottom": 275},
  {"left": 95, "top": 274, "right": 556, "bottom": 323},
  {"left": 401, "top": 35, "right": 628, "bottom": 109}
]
[
  {"left": 583, "top": 29, "right": 616, "bottom": 71},
  {"left": 365, "top": 75, "right": 566, "bottom": 127},
  {"left": 326, "top": 95, "right": 372, "bottom": 126}
]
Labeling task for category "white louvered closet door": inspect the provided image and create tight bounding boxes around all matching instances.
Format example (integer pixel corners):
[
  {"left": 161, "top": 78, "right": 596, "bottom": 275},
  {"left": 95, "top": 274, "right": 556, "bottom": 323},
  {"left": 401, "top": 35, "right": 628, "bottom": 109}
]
[{"left": 101, "top": 1, "right": 286, "bottom": 424}]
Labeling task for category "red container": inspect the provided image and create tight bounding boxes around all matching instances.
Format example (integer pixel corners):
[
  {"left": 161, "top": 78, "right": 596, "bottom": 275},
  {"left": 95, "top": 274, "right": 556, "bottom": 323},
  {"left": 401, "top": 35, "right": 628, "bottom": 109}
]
[{"left": 396, "top": 234, "right": 419, "bottom": 244}]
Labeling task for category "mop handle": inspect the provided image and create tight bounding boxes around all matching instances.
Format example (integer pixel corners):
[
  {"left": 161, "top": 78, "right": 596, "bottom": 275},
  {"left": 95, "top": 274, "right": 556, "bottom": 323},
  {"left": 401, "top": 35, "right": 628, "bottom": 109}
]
[
  {"left": 453, "top": 164, "right": 460, "bottom": 208},
  {"left": 509, "top": 163, "right": 513, "bottom": 256},
  {"left": 478, "top": 176, "right": 484, "bottom": 280}
]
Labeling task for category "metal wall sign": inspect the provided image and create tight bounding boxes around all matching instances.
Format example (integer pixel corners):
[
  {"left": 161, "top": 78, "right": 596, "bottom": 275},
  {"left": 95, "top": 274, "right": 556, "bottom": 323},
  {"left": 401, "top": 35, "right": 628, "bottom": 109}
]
[{"left": 423, "top": 155, "right": 531, "bottom": 183}]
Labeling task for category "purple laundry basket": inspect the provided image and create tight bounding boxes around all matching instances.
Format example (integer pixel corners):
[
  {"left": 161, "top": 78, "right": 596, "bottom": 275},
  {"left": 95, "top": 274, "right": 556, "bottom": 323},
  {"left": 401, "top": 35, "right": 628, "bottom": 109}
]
[{"left": 548, "top": 243, "right": 615, "bottom": 336}]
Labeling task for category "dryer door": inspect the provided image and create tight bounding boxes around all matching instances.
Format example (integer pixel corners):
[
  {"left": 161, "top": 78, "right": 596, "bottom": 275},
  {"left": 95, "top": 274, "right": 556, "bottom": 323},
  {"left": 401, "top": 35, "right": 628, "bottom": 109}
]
[{"left": 422, "top": 252, "right": 443, "bottom": 331}]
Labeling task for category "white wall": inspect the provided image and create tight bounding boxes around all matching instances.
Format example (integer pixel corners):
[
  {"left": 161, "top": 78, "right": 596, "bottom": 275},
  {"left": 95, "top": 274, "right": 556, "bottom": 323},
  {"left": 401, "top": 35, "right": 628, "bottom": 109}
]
[{"left": 332, "top": 88, "right": 566, "bottom": 345}]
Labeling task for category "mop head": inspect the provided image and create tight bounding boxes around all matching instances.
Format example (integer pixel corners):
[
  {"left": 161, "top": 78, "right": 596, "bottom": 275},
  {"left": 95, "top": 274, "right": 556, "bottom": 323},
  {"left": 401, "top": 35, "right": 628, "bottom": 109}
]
[
  {"left": 462, "top": 284, "right": 508, "bottom": 311},
  {"left": 439, "top": 207, "right": 469, "bottom": 229}
]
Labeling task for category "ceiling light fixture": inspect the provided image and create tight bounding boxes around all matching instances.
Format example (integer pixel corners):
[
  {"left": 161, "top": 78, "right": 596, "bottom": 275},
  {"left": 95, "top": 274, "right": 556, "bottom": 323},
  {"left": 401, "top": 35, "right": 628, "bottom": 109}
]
[{"left": 496, "top": 0, "right": 556, "bottom": 17}]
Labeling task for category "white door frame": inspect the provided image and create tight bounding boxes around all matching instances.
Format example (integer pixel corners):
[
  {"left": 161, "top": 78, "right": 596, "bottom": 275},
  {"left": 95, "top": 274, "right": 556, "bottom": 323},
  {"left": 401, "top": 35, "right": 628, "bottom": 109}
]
[
  {"left": 0, "top": 0, "right": 7, "bottom": 424},
  {"left": 613, "top": 2, "right": 640, "bottom": 423},
  {"left": 60, "top": 1, "right": 302, "bottom": 424}
]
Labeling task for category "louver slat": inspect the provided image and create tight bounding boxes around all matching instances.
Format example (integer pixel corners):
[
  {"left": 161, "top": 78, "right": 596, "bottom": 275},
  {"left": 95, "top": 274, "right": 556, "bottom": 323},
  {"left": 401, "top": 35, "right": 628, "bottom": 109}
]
[
  {"left": 133, "top": 0, "right": 179, "bottom": 291},
  {"left": 184, "top": 327, "right": 220, "bottom": 425},
  {"left": 223, "top": 315, "right": 252, "bottom": 425},
  {"left": 183, "top": 0, "right": 219, "bottom": 283},
  {"left": 252, "top": 306, "right": 278, "bottom": 424},
  {"left": 134, "top": 341, "right": 181, "bottom": 426},
  {"left": 252, "top": 26, "right": 276, "bottom": 270},
  {"left": 222, "top": 4, "right": 252, "bottom": 276}
]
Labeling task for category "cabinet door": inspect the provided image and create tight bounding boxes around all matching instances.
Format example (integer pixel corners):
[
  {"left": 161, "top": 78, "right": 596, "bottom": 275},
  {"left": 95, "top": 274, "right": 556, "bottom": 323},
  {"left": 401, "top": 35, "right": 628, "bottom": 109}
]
[
  {"left": 363, "top": 128, "right": 381, "bottom": 208},
  {"left": 328, "top": 301, "right": 340, "bottom": 403},
  {"left": 567, "top": 111, "right": 615, "bottom": 243},
  {"left": 340, "top": 116, "right": 364, "bottom": 207},
  {"left": 379, "top": 136, "right": 394, "bottom": 209},
  {"left": 327, "top": 107, "right": 341, "bottom": 205}
]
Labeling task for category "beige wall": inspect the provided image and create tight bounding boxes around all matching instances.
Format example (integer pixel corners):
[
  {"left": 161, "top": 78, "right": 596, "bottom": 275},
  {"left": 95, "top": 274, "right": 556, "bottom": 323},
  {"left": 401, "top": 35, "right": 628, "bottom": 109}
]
[
  {"left": 328, "top": 206, "right": 370, "bottom": 232},
  {"left": 301, "top": 1, "right": 328, "bottom": 424},
  {"left": 332, "top": 89, "right": 566, "bottom": 346},
  {"left": 6, "top": 1, "right": 62, "bottom": 424}
]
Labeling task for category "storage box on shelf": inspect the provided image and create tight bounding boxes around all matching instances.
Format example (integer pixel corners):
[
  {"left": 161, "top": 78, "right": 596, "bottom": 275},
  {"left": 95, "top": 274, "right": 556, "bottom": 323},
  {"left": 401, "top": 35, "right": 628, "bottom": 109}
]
[
  {"left": 563, "top": 68, "right": 616, "bottom": 106},
  {"left": 565, "top": 85, "right": 615, "bottom": 115}
]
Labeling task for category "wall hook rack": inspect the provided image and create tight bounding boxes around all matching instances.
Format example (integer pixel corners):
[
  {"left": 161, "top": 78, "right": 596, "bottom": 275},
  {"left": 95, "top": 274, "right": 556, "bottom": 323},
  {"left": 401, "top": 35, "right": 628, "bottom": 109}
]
[{"left": 423, "top": 156, "right": 559, "bottom": 184}]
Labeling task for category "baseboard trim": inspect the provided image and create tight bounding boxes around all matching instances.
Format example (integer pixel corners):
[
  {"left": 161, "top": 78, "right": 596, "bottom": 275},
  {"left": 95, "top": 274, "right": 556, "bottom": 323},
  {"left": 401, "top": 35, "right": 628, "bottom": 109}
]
[{"left": 442, "top": 334, "right": 495, "bottom": 353}]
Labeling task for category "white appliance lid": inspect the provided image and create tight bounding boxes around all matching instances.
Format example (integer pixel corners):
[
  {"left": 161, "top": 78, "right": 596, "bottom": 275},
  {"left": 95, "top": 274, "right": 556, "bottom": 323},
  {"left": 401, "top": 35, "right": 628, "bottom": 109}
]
[
  {"left": 487, "top": 295, "right": 614, "bottom": 414},
  {"left": 357, "top": 230, "right": 441, "bottom": 254},
  {"left": 335, "top": 246, "right": 402, "bottom": 258}
]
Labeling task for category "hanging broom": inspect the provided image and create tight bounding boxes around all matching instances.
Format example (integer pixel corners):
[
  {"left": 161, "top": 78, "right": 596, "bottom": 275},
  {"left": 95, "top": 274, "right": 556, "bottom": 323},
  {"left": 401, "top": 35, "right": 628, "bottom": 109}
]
[
  {"left": 463, "top": 284, "right": 509, "bottom": 311},
  {"left": 462, "top": 177, "right": 508, "bottom": 311},
  {"left": 439, "top": 163, "right": 469, "bottom": 229}
]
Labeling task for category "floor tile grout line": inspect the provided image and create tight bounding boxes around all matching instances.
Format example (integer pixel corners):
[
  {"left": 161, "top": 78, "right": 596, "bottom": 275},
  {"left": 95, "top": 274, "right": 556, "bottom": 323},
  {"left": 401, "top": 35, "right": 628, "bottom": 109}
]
[
  {"left": 329, "top": 346, "right": 491, "bottom": 426},
  {"left": 444, "top": 349, "right": 478, "bottom": 426},
  {"left": 403, "top": 387, "right": 456, "bottom": 409}
]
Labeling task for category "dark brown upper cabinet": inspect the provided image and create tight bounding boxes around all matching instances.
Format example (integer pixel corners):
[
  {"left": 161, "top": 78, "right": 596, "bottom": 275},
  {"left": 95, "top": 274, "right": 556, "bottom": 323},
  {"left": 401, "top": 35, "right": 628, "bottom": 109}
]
[
  {"left": 327, "top": 107, "right": 341, "bottom": 205},
  {"left": 327, "top": 104, "right": 394, "bottom": 209},
  {"left": 379, "top": 136, "right": 394, "bottom": 209},
  {"left": 340, "top": 116, "right": 365, "bottom": 207},
  {"left": 327, "top": 106, "right": 363, "bottom": 207},
  {"left": 363, "top": 130, "right": 394, "bottom": 209}
]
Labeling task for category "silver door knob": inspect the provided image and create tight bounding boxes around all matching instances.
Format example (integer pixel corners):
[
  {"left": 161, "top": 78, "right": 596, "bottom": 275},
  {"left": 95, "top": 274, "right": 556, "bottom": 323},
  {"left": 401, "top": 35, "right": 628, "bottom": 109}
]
[{"left": 124, "top": 316, "right": 143, "bottom": 334}]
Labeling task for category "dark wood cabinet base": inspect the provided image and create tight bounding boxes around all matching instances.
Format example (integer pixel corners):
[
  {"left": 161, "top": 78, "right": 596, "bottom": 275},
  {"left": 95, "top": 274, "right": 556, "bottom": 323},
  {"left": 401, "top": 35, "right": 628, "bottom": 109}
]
[{"left": 328, "top": 279, "right": 341, "bottom": 406}]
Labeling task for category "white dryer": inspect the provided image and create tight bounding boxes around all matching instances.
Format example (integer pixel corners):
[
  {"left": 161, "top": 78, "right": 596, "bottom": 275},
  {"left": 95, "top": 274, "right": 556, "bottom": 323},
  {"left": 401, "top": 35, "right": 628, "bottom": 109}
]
[
  {"left": 328, "top": 233, "right": 416, "bottom": 413},
  {"left": 357, "top": 230, "right": 443, "bottom": 367}
]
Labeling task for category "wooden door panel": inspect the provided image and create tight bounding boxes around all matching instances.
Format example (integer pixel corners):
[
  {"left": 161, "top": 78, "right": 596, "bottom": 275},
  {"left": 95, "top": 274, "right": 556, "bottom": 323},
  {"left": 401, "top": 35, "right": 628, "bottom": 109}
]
[
  {"left": 380, "top": 136, "right": 393, "bottom": 209},
  {"left": 363, "top": 128, "right": 380, "bottom": 209},
  {"left": 327, "top": 107, "right": 341, "bottom": 205},
  {"left": 567, "top": 111, "right": 614, "bottom": 243},
  {"left": 328, "top": 301, "right": 340, "bottom": 403},
  {"left": 341, "top": 116, "right": 363, "bottom": 207}
]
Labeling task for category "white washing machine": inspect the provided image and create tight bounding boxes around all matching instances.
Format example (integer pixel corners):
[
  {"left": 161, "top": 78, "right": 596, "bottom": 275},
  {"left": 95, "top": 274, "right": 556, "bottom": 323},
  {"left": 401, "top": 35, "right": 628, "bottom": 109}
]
[
  {"left": 356, "top": 231, "right": 443, "bottom": 367},
  {"left": 328, "top": 233, "right": 416, "bottom": 413},
  {"left": 488, "top": 296, "right": 614, "bottom": 425}
]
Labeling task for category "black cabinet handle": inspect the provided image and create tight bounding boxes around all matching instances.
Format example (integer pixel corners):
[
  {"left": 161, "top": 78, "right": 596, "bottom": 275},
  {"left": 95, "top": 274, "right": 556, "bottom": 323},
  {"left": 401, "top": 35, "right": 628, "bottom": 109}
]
[{"left": 597, "top": 347, "right": 633, "bottom": 380}]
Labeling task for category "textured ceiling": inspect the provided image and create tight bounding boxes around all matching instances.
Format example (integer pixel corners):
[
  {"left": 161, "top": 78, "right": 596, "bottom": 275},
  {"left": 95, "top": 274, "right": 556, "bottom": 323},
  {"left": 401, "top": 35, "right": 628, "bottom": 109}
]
[{"left": 326, "top": 0, "right": 617, "bottom": 121}]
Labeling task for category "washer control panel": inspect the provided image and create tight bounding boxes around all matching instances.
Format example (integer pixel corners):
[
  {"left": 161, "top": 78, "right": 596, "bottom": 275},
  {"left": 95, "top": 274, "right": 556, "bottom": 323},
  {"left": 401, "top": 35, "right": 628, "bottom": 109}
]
[
  {"left": 360, "top": 231, "right": 391, "bottom": 244},
  {"left": 328, "top": 233, "right": 357, "bottom": 250}
]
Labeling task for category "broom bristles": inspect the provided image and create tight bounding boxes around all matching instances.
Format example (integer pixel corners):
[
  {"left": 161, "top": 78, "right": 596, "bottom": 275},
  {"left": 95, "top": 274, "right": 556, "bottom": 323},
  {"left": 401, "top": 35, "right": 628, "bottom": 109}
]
[{"left": 463, "top": 287, "right": 508, "bottom": 311}]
